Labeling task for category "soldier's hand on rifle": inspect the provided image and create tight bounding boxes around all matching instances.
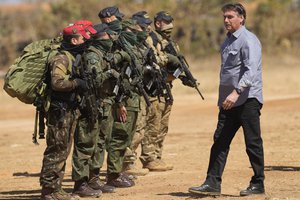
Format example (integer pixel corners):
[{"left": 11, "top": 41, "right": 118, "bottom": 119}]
[
  {"left": 106, "top": 69, "right": 120, "bottom": 79},
  {"left": 74, "top": 78, "right": 88, "bottom": 91},
  {"left": 179, "top": 75, "right": 195, "bottom": 88},
  {"left": 117, "top": 105, "right": 127, "bottom": 123}
]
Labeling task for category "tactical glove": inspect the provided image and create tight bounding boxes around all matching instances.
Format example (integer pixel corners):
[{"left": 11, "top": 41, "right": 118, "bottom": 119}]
[
  {"left": 106, "top": 69, "right": 120, "bottom": 79},
  {"left": 74, "top": 78, "right": 88, "bottom": 91}
]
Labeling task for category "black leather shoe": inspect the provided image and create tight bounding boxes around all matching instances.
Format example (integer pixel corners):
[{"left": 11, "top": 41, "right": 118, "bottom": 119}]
[
  {"left": 189, "top": 184, "right": 221, "bottom": 196},
  {"left": 240, "top": 185, "right": 265, "bottom": 196}
]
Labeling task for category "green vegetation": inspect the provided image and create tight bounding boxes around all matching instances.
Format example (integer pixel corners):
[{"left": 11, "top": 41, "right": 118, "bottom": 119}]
[{"left": 0, "top": 0, "right": 300, "bottom": 69}]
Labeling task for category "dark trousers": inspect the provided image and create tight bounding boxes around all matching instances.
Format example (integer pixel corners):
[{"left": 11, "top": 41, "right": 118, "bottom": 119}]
[{"left": 205, "top": 98, "right": 264, "bottom": 188}]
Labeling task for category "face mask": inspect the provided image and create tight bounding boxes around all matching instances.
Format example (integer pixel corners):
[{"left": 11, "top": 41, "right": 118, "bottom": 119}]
[
  {"left": 61, "top": 42, "right": 86, "bottom": 56},
  {"left": 161, "top": 23, "right": 174, "bottom": 31},
  {"left": 162, "top": 28, "right": 173, "bottom": 38},
  {"left": 107, "top": 19, "right": 122, "bottom": 33},
  {"left": 136, "top": 31, "right": 148, "bottom": 43},
  {"left": 94, "top": 38, "right": 113, "bottom": 52},
  {"left": 121, "top": 31, "right": 138, "bottom": 45}
]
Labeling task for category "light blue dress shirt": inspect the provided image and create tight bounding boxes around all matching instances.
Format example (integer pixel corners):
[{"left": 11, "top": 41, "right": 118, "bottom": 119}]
[{"left": 218, "top": 26, "right": 263, "bottom": 107}]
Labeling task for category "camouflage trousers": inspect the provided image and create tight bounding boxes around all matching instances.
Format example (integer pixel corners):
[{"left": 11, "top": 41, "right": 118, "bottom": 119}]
[
  {"left": 91, "top": 102, "right": 114, "bottom": 172},
  {"left": 40, "top": 106, "right": 78, "bottom": 190},
  {"left": 123, "top": 98, "right": 147, "bottom": 164},
  {"left": 106, "top": 105, "right": 138, "bottom": 175},
  {"left": 72, "top": 101, "right": 113, "bottom": 181},
  {"left": 140, "top": 98, "right": 173, "bottom": 164},
  {"left": 72, "top": 115, "right": 99, "bottom": 181}
]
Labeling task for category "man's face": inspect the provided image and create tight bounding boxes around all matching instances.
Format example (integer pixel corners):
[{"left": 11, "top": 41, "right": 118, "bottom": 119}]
[
  {"left": 223, "top": 10, "right": 243, "bottom": 33},
  {"left": 71, "top": 35, "right": 85, "bottom": 45},
  {"left": 101, "top": 15, "right": 117, "bottom": 23},
  {"left": 155, "top": 20, "right": 173, "bottom": 31},
  {"left": 99, "top": 32, "right": 110, "bottom": 40}
]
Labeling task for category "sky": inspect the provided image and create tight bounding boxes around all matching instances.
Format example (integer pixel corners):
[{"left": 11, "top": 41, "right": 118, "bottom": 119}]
[{"left": 0, "top": 0, "right": 26, "bottom": 4}]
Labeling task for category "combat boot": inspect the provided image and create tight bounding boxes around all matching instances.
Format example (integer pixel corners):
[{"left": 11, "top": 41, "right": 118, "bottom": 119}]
[
  {"left": 41, "top": 187, "right": 80, "bottom": 200},
  {"left": 158, "top": 159, "right": 174, "bottom": 170},
  {"left": 107, "top": 173, "right": 135, "bottom": 188},
  {"left": 73, "top": 180, "right": 102, "bottom": 198},
  {"left": 88, "top": 172, "right": 115, "bottom": 193},
  {"left": 143, "top": 159, "right": 172, "bottom": 171},
  {"left": 123, "top": 163, "right": 149, "bottom": 176}
]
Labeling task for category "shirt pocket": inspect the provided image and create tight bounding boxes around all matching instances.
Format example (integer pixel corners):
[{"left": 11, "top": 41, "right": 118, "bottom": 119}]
[{"left": 225, "top": 49, "right": 239, "bottom": 68}]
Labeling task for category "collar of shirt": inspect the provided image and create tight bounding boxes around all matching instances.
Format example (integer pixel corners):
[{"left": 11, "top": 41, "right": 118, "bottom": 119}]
[{"left": 227, "top": 25, "right": 245, "bottom": 39}]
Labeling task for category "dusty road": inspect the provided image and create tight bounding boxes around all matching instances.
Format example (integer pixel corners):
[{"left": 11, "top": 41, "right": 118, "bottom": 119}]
[{"left": 0, "top": 55, "right": 300, "bottom": 200}]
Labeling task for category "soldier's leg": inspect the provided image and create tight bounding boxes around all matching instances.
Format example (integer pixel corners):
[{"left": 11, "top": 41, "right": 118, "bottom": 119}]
[
  {"left": 106, "top": 107, "right": 137, "bottom": 187},
  {"left": 88, "top": 102, "right": 115, "bottom": 193},
  {"left": 72, "top": 117, "right": 98, "bottom": 182},
  {"left": 40, "top": 108, "right": 78, "bottom": 199},
  {"left": 123, "top": 98, "right": 149, "bottom": 176},
  {"left": 156, "top": 102, "right": 173, "bottom": 170},
  {"left": 156, "top": 102, "right": 173, "bottom": 160},
  {"left": 140, "top": 99, "right": 162, "bottom": 164},
  {"left": 141, "top": 99, "right": 173, "bottom": 171},
  {"left": 72, "top": 117, "right": 102, "bottom": 197}
]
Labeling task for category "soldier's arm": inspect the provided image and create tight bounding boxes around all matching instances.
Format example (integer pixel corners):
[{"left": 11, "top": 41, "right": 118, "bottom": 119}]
[
  {"left": 50, "top": 54, "right": 77, "bottom": 92},
  {"left": 84, "top": 51, "right": 109, "bottom": 87}
]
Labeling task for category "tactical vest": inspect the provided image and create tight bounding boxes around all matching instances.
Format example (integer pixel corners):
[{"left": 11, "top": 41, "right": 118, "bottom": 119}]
[{"left": 84, "top": 46, "right": 117, "bottom": 100}]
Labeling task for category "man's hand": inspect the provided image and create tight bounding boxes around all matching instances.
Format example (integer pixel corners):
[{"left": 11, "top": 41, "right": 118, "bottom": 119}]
[
  {"left": 117, "top": 105, "right": 127, "bottom": 122},
  {"left": 222, "top": 89, "right": 240, "bottom": 110},
  {"left": 106, "top": 69, "right": 120, "bottom": 79}
]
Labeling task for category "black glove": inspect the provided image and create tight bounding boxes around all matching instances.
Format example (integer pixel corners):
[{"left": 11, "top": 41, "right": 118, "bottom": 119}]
[
  {"left": 74, "top": 78, "right": 88, "bottom": 91},
  {"left": 179, "top": 75, "right": 195, "bottom": 88},
  {"left": 106, "top": 69, "right": 120, "bottom": 79}
]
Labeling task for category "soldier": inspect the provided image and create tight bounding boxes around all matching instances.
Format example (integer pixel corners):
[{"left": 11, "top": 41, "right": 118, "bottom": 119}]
[
  {"left": 98, "top": 6, "right": 137, "bottom": 188},
  {"left": 85, "top": 23, "right": 132, "bottom": 191},
  {"left": 40, "top": 24, "right": 91, "bottom": 200},
  {"left": 71, "top": 23, "right": 117, "bottom": 197},
  {"left": 122, "top": 11, "right": 163, "bottom": 176},
  {"left": 139, "top": 11, "right": 183, "bottom": 172}
]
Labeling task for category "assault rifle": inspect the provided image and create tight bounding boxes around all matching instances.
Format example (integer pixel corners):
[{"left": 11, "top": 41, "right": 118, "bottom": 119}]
[
  {"left": 144, "top": 48, "right": 174, "bottom": 104},
  {"left": 118, "top": 37, "right": 151, "bottom": 107},
  {"left": 74, "top": 54, "right": 99, "bottom": 129},
  {"left": 165, "top": 41, "right": 204, "bottom": 100}
]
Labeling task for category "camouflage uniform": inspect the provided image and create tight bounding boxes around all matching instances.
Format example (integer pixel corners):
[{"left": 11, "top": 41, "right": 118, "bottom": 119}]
[
  {"left": 140, "top": 29, "right": 176, "bottom": 168},
  {"left": 72, "top": 45, "right": 113, "bottom": 182},
  {"left": 106, "top": 34, "right": 142, "bottom": 178},
  {"left": 123, "top": 41, "right": 149, "bottom": 167},
  {"left": 40, "top": 52, "right": 79, "bottom": 191}
]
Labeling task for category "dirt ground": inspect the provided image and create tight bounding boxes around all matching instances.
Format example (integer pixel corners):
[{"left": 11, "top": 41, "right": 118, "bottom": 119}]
[{"left": 0, "top": 54, "right": 300, "bottom": 200}]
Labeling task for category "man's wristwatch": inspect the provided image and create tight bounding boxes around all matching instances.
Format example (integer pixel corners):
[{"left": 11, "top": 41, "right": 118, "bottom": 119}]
[{"left": 235, "top": 87, "right": 242, "bottom": 95}]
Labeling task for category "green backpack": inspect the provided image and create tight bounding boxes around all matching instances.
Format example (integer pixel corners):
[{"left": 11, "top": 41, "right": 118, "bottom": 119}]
[{"left": 3, "top": 37, "right": 62, "bottom": 105}]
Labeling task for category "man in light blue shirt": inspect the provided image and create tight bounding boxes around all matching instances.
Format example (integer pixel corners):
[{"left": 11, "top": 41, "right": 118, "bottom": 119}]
[{"left": 189, "top": 3, "right": 265, "bottom": 197}]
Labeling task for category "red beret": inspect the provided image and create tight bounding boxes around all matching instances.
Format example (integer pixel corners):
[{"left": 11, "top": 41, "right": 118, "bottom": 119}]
[
  {"left": 74, "top": 20, "right": 97, "bottom": 35},
  {"left": 63, "top": 24, "right": 91, "bottom": 39}
]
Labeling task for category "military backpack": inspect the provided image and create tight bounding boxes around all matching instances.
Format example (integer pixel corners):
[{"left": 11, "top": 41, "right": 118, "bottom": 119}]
[{"left": 3, "top": 37, "right": 62, "bottom": 105}]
